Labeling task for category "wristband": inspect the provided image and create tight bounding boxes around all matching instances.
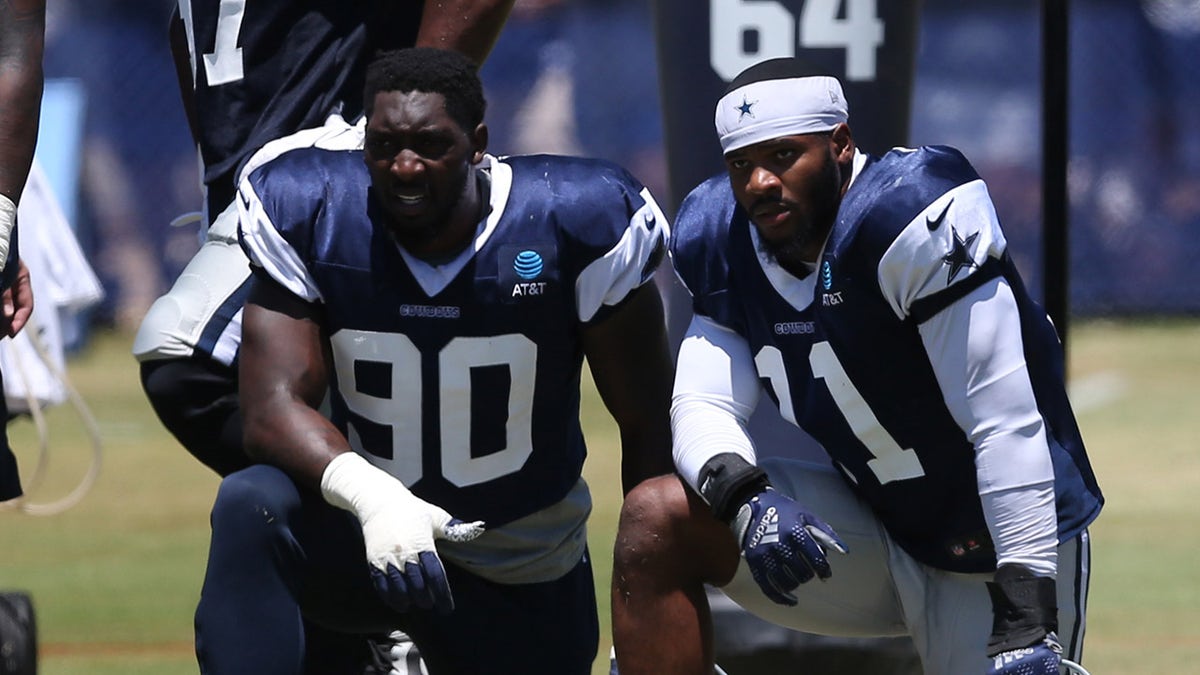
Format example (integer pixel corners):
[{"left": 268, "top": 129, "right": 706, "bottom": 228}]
[
  {"left": 986, "top": 563, "right": 1058, "bottom": 656},
  {"left": 697, "top": 453, "right": 770, "bottom": 522}
]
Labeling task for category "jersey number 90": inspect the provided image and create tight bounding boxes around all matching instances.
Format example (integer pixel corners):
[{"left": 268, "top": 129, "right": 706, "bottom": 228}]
[{"left": 331, "top": 329, "right": 537, "bottom": 489}]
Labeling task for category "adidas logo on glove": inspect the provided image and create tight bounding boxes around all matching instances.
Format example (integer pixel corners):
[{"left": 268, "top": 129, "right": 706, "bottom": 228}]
[
  {"left": 749, "top": 506, "right": 780, "bottom": 546},
  {"left": 993, "top": 646, "right": 1036, "bottom": 668}
]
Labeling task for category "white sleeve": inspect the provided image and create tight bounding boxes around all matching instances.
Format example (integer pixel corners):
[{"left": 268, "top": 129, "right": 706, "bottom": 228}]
[
  {"left": 237, "top": 176, "right": 324, "bottom": 303},
  {"left": 237, "top": 114, "right": 364, "bottom": 184},
  {"left": 575, "top": 187, "right": 669, "bottom": 322},
  {"left": 918, "top": 277, "right": 1058, "bottom": 576},
  {"left": 671, "top": 313, "right": 763, "bottom": 491},
  {"left": 878, "top": 179, "right": 1006, "bottom": 319},
  {"left": 235, "top": 115, "right": 365, "bottom": 304}
]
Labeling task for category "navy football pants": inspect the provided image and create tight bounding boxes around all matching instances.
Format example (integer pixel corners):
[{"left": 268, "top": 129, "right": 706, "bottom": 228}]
[
  {"left": 195, "top": 465, "right": 599, "bottom": 674},
  {"left": 139, "top": 358, "right": 250, "bottom": 477},
  {"left": 0, "top": 234, "right": 18, "bottom": 499}
]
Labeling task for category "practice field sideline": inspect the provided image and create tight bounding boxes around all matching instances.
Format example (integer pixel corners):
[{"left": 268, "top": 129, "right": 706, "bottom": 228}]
[{"left": 1, "top": 319, "right": 1196, "bottom": 674}]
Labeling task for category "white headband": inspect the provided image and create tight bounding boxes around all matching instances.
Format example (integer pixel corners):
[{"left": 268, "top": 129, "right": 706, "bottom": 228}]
[{"left": 715, "top": 76, "right": 848, "bottom": 154}]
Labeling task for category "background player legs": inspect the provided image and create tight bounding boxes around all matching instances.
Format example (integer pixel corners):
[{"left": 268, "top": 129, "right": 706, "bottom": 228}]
[
  {"left": 140, "top": 358, "right": 248, "bottom": 477},
  {"left": 0, "top": 368, "right": 21, "bottom": 500}
]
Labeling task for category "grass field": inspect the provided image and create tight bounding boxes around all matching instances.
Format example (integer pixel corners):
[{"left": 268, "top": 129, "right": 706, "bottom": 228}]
[{"left": 1, "top": 318, "right": 1197, "bottom": 674}]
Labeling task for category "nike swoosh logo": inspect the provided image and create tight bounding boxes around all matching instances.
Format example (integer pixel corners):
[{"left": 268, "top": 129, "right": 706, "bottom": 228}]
[{"left": 926, "top": 198, "right": 954, "bottom": 231}]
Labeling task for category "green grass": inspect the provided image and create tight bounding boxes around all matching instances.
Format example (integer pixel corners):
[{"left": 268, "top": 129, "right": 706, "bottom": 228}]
[
  {"left": 1064, "top": 319, "right": 1200, "bottom": 673},
  {"left": 1, "top": 319, "right": 1197, "bottom": 673}
]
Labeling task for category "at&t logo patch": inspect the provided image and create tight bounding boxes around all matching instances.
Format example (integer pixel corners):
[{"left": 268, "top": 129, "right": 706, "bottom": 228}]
[{"left": 499, "top": 244, "right": 558, "bottom": 303}]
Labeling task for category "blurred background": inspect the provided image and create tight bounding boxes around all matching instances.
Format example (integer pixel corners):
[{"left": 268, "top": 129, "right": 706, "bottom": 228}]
[
  {"left": 33, "top": 0, "right": 1200, "bottom": 337},
  {"left": 3, "top": 1, "right": 1198, "bottom": 673}
]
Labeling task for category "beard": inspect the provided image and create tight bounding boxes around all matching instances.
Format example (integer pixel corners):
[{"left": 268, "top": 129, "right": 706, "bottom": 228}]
[
  {"left": 754, "top": 159, "right": 842, "bottom": 274},
  {"left": 756, "top": 217, "right": 818, "bottom": 272}
]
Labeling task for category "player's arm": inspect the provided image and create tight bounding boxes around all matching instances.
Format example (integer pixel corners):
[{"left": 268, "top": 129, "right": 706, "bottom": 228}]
[
  {"left": 672, "top": 313, "right": 846, "bottom": 605},
  {"left": 919, "top": 280, "right": 1059, "bottom": 574},
  {"left": 0, "top": 0, "right": 45, "bottom": 272},
  {"left": 412, "top": 0, "right": 516, "bottom": 64},
  {"left": 239, "top": 273, "right": 344, "bottom": 486},
  {"left": 918, "top": 279, "right": 1063, "bottom": 669},
  {"left": 580, "top": 282, "right": 674, "bottom": 494},
  {"left": 894, "top": 188, "right": 1059, "bottom": 670},
  {"left": 0, "top": 0, "right": 44, "bottom": 201},
  {"left": 671, "top": 314, "right": 759, "bottom": 490},
  {"left": 0, "top": 258, "right": 31, "bottom": 336},
  {"left": 879, "top": 180, "right": 1060, "bottom": 590}
]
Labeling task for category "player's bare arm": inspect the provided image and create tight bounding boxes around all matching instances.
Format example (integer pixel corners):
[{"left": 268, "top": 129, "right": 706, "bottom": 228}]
[
  {"left": 414, "top": 0, "right": 516, "bottom": 64},
  {"left": 0, "top": 0, "right": 44, "bottom": 202},
  {"left": 239, "top": 275, "right": 347, "bottom": 489},
  {"left": 580, "top": 282, "right": 675, "bottom": 494}
]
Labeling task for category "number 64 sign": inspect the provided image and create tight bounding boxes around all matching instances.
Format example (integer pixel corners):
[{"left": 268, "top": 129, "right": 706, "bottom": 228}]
[
  {"left": 710, "top": 0, "right": 885, "bottom": 81},
  {"left": 652, "top": 0, "right": 921, "bottom": 213}
]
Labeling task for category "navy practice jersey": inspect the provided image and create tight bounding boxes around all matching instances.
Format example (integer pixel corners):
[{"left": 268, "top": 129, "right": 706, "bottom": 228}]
[
  {"left": 239, "top": 146, "right": 666, "bottom": 533},
  {"left": 671, "top": 146, "right": 1102, "bottom": 573},
  {"left": 178, "top": 0, "right": 419, "bottom": 216}
]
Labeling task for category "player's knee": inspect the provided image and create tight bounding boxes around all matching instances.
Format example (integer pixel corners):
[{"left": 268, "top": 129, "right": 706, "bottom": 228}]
[
  {"left": 132, "top": 294, "right": 191, "bottom": 360},
  {"left": 209, "top": 466, "right": 299, "bottom": 543},
  {"left": 614, "top": 475, "right": 694, "bottom": 569},
  {"left": 615, "top": 474, "right": 741, "bottom": 584},
  {"left": 619, "top": 474, "right": 689, "bottom": 531}
]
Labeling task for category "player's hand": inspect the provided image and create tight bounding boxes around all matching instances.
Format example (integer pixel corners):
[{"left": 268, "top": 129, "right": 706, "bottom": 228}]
[
  {"left": 986, "top": 564, "right": 1060, "bottom": 672},
  {"left": 1, "top": 259, "right": 33, "bottom": 337},
  {"left": 359, "top": 493, "right": 485, "bottom": 615},
  {"left": 730, "top": 487, "right": 847, "bottom": 605},
  {"left": 320, "top": 453, "right": 485, "bottom": 614},
  {"left": 988, "top": 633, "right": 1063, "bottom": 674}
]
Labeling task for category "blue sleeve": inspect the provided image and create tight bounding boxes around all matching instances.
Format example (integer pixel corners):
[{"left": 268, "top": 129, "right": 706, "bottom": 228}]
[
  {"left": 510, "top": 155, "right": 669, "bottom": 323},
  {"left": 669, "top": 173, "right": 744, "bottom": 331}
]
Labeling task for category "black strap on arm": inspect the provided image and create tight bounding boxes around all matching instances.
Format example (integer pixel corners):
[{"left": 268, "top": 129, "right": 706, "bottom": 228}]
[
  {"left": 697, "top": 453, "right": 771, "bottom": 523},
  {"left": 985, "top": 563, "right": 1059, "bottom": 656}
]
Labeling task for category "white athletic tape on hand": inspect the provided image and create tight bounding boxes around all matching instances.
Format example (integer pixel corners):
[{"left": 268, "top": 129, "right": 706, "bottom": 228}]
[
  {"left": 320, "top": 452, "right": 484, "bottom": 572},
  {"left": 0, "top": 193, "right": 16, "bottom": 273}
]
